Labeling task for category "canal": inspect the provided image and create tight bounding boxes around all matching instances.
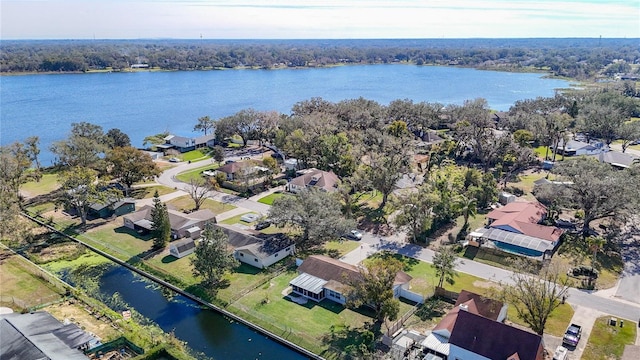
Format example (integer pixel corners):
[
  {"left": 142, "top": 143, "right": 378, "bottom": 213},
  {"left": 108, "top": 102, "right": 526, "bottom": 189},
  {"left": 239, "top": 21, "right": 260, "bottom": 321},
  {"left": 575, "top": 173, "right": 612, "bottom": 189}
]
[{"left": 86, "top": 264, "right": 308, "bottom": 360}]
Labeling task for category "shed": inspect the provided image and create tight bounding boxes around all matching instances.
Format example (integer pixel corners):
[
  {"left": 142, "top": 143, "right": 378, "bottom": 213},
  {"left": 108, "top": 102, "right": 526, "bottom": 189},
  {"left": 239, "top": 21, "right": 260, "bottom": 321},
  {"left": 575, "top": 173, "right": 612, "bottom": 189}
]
[
  {"left": 498, "top": 192, "right": 516, "bottom": 205},
  {"left": 169, "top": 238, "right": 196, "bottom": 259}
]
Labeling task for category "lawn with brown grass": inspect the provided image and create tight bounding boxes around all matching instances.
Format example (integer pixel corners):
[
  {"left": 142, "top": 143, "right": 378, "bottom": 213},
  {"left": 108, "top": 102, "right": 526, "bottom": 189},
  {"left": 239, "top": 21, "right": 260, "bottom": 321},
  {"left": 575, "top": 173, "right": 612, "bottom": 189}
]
[
  {"left": 45, "top": 301, "right": 120, "bottom": 341},
  {"left": 166, "top": 195, "right": 233, "bottom": 214}
]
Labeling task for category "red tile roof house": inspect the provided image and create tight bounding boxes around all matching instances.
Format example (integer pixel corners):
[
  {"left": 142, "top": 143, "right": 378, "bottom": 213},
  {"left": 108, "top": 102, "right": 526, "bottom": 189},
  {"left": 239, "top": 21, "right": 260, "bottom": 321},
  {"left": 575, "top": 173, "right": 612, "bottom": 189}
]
[
  {"left": 288, "top": 255, "right": 418, "bottom": 305},
  {"left": 469, "top": 202, "right": 563, "bottom": 260},
  {"left": 123, "top": 205, "right": 216, "bottom": 240},
  {"left": 422, "top": 290, "right": 543, "bottom": 360},
  {"left": 286, "top": 168, "right": 339, "bottom": 193}
]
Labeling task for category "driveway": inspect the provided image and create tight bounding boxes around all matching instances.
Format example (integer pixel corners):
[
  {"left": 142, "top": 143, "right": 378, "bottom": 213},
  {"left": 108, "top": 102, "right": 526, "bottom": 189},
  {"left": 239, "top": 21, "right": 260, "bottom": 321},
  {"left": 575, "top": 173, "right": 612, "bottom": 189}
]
[
  {"left": 563, "top": 306, "right": 604, "bottom": 360},
  {"left": 615, "top": 220, "right": 640, "bottom": 305}
]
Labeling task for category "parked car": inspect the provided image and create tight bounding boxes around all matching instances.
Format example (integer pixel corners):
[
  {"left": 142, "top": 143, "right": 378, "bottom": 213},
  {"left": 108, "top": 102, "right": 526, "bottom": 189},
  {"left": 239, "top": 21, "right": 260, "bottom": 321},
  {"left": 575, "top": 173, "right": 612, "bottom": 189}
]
[
  {"left": 552, "top": 346, "right": 568, "bottom": 360},
  {"left": 344, "top": 230, "right": 363, "bottom": 240},
  {"left": 169, "top": 157, "right": 180, "bottom": 163},
  {"left": 562, "top": 324, "right": 582, "bottom": 347},
  {"left": 255, "top": 221, "right": 271, "bottom": 230}
]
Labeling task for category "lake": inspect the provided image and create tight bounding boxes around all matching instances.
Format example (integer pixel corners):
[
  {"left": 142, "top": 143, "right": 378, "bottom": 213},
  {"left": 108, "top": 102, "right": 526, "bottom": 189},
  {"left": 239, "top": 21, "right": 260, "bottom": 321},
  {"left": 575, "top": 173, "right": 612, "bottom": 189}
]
[{"left": 0, "top": 65, "right": 571, "bottom": 165}]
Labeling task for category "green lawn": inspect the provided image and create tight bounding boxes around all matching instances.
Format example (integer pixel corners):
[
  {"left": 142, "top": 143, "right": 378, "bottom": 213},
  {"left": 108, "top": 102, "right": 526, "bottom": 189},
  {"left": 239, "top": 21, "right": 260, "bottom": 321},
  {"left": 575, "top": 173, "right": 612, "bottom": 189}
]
[
  {"left": 82, "top": 222, "right": 154, "bottom": 260},
  {"left": 230, "top": 270, "right": 374, "bottom": 357},
  {"left": 146, "top": 252, "right": 198, "bottom": 286},
  {"left": 220, "top": 212, "right": 261, "bottom": 226},
  {"left": 0, "top": 255, "right": 65, "bottom": 307},
  {"left": 175, "top": 163, "right": 220, "bottom": 183},
  {"left": 582, "top": 316, "right": 637, "bottom": 360},
  {"left": 181, "top": 149, "right": 212, "bottom": 162},
  {"left": 21, "top": 173, "right": 60, "bottom": 197},
  {"left": 257, "top": 192, "right": 289, "bottom": 205},
  {"left": 216, "top": 264, "right": 274, "bottom": 304},
  {"left": 323, "top": 239, "right": 361, "bottom": 257},
  {"left": 534, "top": 146, "right": 564, "bottom": 161},
  {"left": 166, "top": 195, "right": 233, "bottom": 214}
]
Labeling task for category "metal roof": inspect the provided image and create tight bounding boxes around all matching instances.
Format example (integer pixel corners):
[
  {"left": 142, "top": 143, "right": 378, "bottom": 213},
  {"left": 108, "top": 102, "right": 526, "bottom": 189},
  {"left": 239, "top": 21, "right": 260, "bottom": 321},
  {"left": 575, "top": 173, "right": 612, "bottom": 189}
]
[
  {"left": 421, "top": 332, "right": 450, "bottom": 356},
  {"left": 289, "top": 273, "right": 327, "bottom": 295},
  {"left": 475, "top": 227, "right": 555, "bottom": 252}
]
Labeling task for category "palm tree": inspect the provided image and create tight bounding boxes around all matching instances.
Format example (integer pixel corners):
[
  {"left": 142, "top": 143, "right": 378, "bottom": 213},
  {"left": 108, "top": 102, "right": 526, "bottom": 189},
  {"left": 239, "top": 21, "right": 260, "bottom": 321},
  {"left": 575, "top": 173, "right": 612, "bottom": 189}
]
[
  {"left": 456, "top": 195, "right": 477, "bottom": 232},
  {"left": 432, "top": 246, "right": 459, "bottom": 288}
]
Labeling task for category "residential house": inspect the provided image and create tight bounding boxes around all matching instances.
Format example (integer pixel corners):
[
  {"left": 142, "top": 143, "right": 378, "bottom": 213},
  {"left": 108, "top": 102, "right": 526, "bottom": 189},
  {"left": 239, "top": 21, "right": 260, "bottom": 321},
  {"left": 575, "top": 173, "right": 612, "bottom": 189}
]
[
  {"left": 156, "top": 134, "right": 216, "bottom": 153},
  {"left": 1, "top": 311, "right": 94, "bottom": 360},
  {"left": 169, "top": 238, "right": 196, "bottom": 259},
  {"left": 448, "top": 310, "right": 544, "bottom": 360},
  {"left": 289, "top": 255, "right": 416, "bottom": 305},
  {"left": 217, "top": 224, "right": 295, "bottom": 268},
  {"left": 287, "top": 168, "right": 339, "bottom": 193},
  {"left": 423, "top": 291, "right": 504, "bottom": 358},
  {"left": 123, "top": 205, "right": 216, "bottom": 239},
  {"left": 469, "top": 201, "right": 563, "bottom": 259},
  {"left": 414, "top": 130, "right": 445, "bottom": 150},
  {"left": 215, "top": 161, "right": 268, "bottom": 181},
  {"left": 556, "top": 139, "right": 608, "bottom": 156},
  {"left": 593, "top": 151, "right": 639, "bottom": 169},
  {"left": 88, "top": 198, "right": 136, "bottom": 219}
]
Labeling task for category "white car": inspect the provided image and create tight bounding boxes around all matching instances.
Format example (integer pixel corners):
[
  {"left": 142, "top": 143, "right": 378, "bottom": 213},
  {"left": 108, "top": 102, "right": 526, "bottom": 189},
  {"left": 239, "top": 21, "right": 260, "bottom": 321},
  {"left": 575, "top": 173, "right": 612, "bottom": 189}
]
[{"left": 346, "top": 230, "right": 363, "bottom": 240}]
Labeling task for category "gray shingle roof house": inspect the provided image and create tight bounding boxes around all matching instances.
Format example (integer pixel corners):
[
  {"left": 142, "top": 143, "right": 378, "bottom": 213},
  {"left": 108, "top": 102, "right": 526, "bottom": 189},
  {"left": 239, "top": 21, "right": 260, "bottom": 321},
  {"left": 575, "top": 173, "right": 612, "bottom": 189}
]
[
  {"left": 0, "top": 311, "right": 94, "bottom": 360},
  {"left": 556, "top": 139, "right": 608, "bottom": 156},
  {"left": 123, "top": 205, "right": 216, "bottom": 239},
  {"left": 594, "top": 150, "right": 640, "bottom": 169},
  {"left": 157, "top": 134, "right": 216, "bottom": 153},
  {"left": 289, "top": 255, "right": 413, "bottom": 305},
  {"left": 287, "top": 168, "right": 339, "bottom": 193},
  {"left": 216, "top": 224, "right": 295, "bottom": 269},
  {"left": 88, "top": 197, "right": 136, "bottom": 219}
]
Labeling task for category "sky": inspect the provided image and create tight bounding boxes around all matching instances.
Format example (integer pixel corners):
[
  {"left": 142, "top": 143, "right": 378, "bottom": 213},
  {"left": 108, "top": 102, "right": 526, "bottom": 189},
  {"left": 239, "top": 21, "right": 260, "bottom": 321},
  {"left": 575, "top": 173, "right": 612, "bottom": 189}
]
[{"left": 1, "top": 0, "right": 639, "bottom": 40}]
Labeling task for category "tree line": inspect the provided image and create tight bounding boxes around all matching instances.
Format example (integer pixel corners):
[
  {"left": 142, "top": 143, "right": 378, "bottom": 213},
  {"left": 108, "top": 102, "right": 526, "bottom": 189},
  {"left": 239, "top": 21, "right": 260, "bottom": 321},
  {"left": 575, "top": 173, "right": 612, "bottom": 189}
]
[{"left": 2, "top": 38, "right": 639, "bottom": 80}]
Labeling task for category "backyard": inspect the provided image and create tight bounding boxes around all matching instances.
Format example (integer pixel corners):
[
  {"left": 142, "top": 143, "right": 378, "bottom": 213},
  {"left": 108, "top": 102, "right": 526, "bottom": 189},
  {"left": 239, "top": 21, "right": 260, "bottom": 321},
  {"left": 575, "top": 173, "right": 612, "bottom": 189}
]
[{"left": 166, "top": 195, "right": 233, "bottom": 214}]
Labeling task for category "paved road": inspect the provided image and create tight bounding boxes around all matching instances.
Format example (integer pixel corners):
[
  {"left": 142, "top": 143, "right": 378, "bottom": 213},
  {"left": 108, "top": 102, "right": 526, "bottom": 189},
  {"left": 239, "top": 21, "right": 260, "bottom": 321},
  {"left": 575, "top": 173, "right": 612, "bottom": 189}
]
[
  {"left": 342, "top": 232, "right": 640, "bottom": 322},
  {"left": 154, "top": 150, "right": 640, "bottom": 323}
]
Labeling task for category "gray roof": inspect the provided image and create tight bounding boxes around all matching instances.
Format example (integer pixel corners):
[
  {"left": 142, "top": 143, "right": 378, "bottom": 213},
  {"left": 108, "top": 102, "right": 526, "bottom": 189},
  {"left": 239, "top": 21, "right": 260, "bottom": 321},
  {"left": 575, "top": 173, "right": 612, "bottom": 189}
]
[
  {"left": 474, "top": 227, "right": 556, "bottom": 253},
  {"left": 217, "top": 225, "right": 294, "bottom": 259},
  {"left": 289, "top": 273, "right": 327, "bottom": 295},
  {"left": 595, "top": 151, "right": 639, "bottom": 168},
  {"left": 171, "top": 238, "right": 196, "bottom": 254},
  {"left": 0, "top": 312, "right": 91, "bottom": 360}
]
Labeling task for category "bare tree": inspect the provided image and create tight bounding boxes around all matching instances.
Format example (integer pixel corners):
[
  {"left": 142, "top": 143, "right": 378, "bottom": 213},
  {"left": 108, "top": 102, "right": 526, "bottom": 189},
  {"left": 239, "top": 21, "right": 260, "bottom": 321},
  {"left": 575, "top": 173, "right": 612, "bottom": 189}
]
[
  {"left": 501, "top": 261, "right": 571, "bottom": 335},
  {"left": 187, "top": 177, "right": 211, "bottom": 211}
]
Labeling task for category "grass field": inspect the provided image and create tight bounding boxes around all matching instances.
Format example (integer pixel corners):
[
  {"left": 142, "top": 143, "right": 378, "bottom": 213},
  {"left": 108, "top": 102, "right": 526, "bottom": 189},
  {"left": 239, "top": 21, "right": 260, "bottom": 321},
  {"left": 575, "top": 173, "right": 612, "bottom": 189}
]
[
  {"left": 582, "top": 316, "right": 637, "bottom": 360},
  {"left": 21, "top": 173, "right": 60, "bottom": 197},
  {"left": 230, "top": 269, "right": 374, "bottom": 357},
  {"left": 257, "top": 192, "right": 289, "bottom": 205},
  {"left": 130, "top": 185, "right": 176, "bottom": 199},
  {"left": 0, "top": 254, "right": 65, "bottom": 308},
  {"left": 146, "top": 252, "right": 199, "bottom": 286},
  {"left": 82, "top": 222, "right": 154, "bottom": 260},
  {"left": 175, "top": 163, "right": 219, "bottom": 183},
  {"left": 323, "top": 239, "right": 361, "bottom": 257},
  {"left": 166, "top": 195, "right": 232, "bottom": 214}
]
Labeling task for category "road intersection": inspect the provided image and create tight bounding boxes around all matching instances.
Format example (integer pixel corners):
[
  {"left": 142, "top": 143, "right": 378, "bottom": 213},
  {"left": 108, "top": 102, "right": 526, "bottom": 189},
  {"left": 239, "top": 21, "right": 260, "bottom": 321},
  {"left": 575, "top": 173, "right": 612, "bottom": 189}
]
[{"left": 152, "top": 152, "right": 640, "bottom": 328}]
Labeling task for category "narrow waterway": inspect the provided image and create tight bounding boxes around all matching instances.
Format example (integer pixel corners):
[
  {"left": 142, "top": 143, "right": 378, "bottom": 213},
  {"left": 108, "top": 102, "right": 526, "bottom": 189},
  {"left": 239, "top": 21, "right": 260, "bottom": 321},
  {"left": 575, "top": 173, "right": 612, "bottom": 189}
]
[{"left": 93, "top": 265, "right": 308, "bottom": 360}]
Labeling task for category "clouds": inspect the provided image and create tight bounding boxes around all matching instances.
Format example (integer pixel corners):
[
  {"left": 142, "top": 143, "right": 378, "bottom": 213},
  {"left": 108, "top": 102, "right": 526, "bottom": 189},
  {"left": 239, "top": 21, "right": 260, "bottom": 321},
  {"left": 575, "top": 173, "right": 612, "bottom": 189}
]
[{"left": 1, "top": 0, "right": 638, "bottom": 39}]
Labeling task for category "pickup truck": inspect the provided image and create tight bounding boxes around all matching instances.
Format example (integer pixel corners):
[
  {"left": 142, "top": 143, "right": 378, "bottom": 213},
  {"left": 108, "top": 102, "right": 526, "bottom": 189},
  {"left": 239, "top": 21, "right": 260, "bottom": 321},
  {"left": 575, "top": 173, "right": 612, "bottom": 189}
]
[{"left": 562, "top": 323, "right": 582, "bottom": 347}]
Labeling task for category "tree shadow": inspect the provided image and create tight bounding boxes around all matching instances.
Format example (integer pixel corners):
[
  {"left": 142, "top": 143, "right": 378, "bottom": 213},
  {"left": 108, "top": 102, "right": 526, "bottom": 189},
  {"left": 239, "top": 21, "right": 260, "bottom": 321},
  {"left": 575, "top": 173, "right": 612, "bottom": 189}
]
[
  {"left": 114, "top": 226, "right": 152, "bottom": 241},
  {"left": 161, "top": 255, "right": 178, "bottom": 264},
  {"left": 320, "top": 322, "right": 381, "bottom": 359}
]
